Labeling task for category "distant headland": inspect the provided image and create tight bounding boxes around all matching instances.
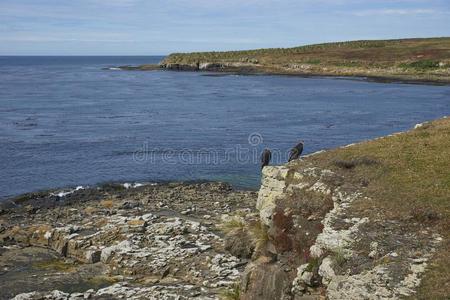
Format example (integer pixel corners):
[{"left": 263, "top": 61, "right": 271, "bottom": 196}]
[{"left": 122, "top": 37, "right": 450, "bottom": 84}]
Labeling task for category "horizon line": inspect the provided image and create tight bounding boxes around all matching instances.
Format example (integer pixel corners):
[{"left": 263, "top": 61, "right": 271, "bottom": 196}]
[{"left": 1, "top": 36, "right": 448, "bottom": 57}]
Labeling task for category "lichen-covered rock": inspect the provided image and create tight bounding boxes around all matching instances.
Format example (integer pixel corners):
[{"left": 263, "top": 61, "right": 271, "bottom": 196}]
[
  {"left": 318, "top": 257, "right": 335, "bottom": 286},
  {"left": 291, "top": 263, "right": 313, "bottom": 296},
  {"left": 256, "top": 166, "right": 289, "bottom": 226},
  {"left": 12, "top": 282, "right": 215, "bottom": 300}
]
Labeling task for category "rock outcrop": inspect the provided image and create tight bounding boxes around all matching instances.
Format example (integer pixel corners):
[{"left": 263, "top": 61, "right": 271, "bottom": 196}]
[
  {"left": 159, "top": 60, "right": 261, "bottom": 73},
  {"left": 240, "top": 154, "right": 442, "bottom": 299}
]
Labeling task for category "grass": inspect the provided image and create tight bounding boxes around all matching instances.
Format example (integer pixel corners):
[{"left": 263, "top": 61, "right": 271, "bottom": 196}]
[
  {"left": 86, "top": 275, "right": 120, "bottom": 286},
  {"left": 33, "top": 259, "right": 76, "bottom": 272},
  {"left": 332, "top": 247, "right": 347, "bottom": 268},
  {"left": 84, "top": 206, "right": 98, "bottom": 215},
  {"left": 100, "top": 199, "right": 114, "bottom": 209},
  {"left": 400, "top": 60, "right": 441, "bottom": 70},
  {"left": 248, "top": 221, "right": 270, "bottom": 253},
  {"left": 219, "top": 215, "right": 269, "bottom": 254},
  {"left": 306, "top": 257, "right": 321, "bottom": 273},
  {"left": 160, "top": 37, "right": 450, "bottom": 83},
  {"left": 306, "top": 117, "right": 450, "bottom": 298},
  {"left": 305, "top": 59, "right": 321, "bottom": 65},
  {"left": 333, "top": 157, "right": 378, "bottom": 169},
  {"left": 310, "top": 118, "right": 450, "bottom": 220},
  {"left": 163, "top": 38, "right": 450, "bottom": 65},
  {"left": 219, "top": 283, "right": 241, "bottom": 300},
  {"left": 218, "top": 216, "right": 246, "bottom": 235},
  {"left": 127, "top": 219, "right": 146, "bottom": 226}
]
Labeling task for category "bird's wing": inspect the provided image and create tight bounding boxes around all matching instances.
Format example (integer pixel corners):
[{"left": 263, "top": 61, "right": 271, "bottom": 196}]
[
  {"left": 298, "top": 144, "right": 304, "bottom": 156},
  {"left": 288, "top": 148, "right": 296, "bottom": 162}
]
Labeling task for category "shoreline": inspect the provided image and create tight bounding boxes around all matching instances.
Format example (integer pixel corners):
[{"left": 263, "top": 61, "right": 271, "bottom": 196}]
[
  {"left": 0, "top": 179, "right": 259, "bottom": 208},
  {"left": 115, "top": 64, "right": 450, "bottom": 86}
]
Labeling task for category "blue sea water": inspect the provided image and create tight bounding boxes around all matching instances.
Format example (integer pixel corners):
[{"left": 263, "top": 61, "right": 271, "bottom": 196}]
[{"left": 0, "top": 56, "right": 449, "bottom": 199}]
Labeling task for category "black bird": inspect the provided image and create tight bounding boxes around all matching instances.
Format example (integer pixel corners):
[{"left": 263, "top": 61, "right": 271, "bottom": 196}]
[
  {"left": 288, "top": 141, "right": 304, "bottom": 162},
  {"left": 261, "top": 149, "right": 272, "bottom": 170}
]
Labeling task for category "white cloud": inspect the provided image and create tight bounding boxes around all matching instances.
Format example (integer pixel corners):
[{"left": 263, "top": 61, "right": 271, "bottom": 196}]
[
  {"left": 89, "top": 0, "right": 142, "bottom": 6},
  {"left": 352, "top": 8, "right": 438, "bottom": 16}
]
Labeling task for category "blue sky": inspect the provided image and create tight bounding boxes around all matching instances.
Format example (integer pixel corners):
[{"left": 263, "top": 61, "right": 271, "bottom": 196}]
[{"left": 0, "top": 0, "right": 449, "bottom": 55}]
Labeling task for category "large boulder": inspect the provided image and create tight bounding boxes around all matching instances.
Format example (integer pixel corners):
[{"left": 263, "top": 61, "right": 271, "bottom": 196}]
[
  {"left": 240, "top": 258, "right": 293, "bottom": 300},
  {"left": 224, "top": 228, "right": 254, "bottom": 259}
]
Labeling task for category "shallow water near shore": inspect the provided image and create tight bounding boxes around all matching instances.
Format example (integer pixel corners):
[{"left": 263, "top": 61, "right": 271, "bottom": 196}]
[{"left": 0, "top": 56, "right": 449, "bottom": 199}]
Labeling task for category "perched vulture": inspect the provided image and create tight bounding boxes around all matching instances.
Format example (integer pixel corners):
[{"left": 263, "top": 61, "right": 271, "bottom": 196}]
[
  {"left": 288, "top": 141, "right": 304, "bottom": 162},
  {"left": 261, "top": 149, "right": 272, "bottom": 170}
]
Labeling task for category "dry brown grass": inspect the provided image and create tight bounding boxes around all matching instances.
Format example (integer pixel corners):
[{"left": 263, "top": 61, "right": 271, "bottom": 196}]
[
  {"left": 84, "top": 206, "right": 98, "bottom": 215},
  {"left": 333, "top": 157, "right": 378, "bottom": 169},
  {"left": 218, "top": 216, "right": 246, "bottom": 235},
  {"left": 95, "top": 218, "right": 108, "bottom": 227},
  {"left": 307, "top": 117, "right": 450, "bottom": 298},
  {"left": 248, "top": 221, "right": 270, "bottom": 253},
  {"left": 127, "top": 219, "right": 146, "bottom": 226},
  {"left": 86, "top": 275, "right": 120, "bottom": 286},
  {"left": 100, "top": 199, "right": 114, "bottom": 209}
]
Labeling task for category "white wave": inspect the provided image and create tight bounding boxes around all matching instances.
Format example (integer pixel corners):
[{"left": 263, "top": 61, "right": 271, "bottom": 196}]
[
  {"left": 122, "top": 182, "right": 157, "bottom": 189},
  {"left": 51, "top": 186, "right": 84, "bottom": 198}
]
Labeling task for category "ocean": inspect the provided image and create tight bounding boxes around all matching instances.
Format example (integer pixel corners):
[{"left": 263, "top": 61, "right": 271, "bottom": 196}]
[{"left": 0, "top": 56, "right": 449, "bottom": 199}]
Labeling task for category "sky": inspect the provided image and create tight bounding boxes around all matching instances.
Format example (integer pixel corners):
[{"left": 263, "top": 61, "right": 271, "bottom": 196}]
[{"left": 0, "top": 0, "right": 449, "bottom": 55}]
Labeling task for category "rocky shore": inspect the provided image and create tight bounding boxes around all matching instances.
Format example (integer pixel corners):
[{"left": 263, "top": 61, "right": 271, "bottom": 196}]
[
  {"left": 114, "top": 60, "right": 450, "bottom": 86},
  {"left": 1, "top": 118, "right": 448, "bottom": 299},
  {"left": 0, "top": 182, "right": 257, "bottom": 299}
]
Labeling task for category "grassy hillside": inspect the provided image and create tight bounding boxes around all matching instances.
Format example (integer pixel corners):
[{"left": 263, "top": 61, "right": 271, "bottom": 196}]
[
  {"left": 160, "top": 38, "right": 450, "bottom": 83},
  {"left": 306, "top": 117, "right": 450, "bottom": 298}
]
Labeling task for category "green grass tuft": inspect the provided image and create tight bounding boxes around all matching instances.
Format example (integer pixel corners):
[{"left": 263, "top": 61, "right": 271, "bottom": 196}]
[
  {"left": 248, "top": 221, "right": 269, "bottom": 252},
  {"left": 400, "top": 60, "right": 441, "bottom": 70},
  {"left": 219, "top": 283, "right": 241, "bottom": 300},
  {"left": 33, "top": 259, "right": 76, "bottom": 272},
  {"left": 306, "top": 257, "right": 321, "bottom": 273},
  {"left": 332, "top": 247, "right": 348, "bottom": 267},
  {"left": 219, "top": 216, "right": 246, "bottom": 235}
]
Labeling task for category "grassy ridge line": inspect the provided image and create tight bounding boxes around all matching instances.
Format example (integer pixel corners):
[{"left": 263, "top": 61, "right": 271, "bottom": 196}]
[
  {"left": 164, "top": 38, "right": 448, "bottom": 61},
  {"left": 158, "top": 37, "right": 450, "bottom": 83}
]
